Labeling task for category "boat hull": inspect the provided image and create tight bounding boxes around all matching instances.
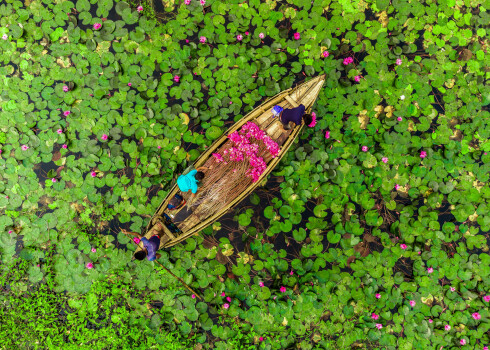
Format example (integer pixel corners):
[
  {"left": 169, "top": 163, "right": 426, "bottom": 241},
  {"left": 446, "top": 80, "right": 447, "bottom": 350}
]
[{"left": 136, "top": 75, "right": 326, "bottom": 252}]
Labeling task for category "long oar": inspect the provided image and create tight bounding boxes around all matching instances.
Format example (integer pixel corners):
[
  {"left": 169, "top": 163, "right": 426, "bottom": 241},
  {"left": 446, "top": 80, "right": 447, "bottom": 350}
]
[{"left": 122, "top": 230, "right": 203, "bottom": 300}]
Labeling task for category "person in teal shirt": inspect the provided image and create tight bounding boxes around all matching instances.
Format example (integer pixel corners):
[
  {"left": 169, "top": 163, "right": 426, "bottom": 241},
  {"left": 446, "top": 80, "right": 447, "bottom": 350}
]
[{"left": 177, "top": 166, "right": 210, "bottom": 207}]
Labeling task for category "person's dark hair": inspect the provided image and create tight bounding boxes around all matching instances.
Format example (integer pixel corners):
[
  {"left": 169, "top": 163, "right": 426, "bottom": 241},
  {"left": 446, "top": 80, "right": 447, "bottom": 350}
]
[
  {"left": 134, "top": 250, "right": 147, "bottom": 260},
  {"left": 303, "top": 114, "right": 313, "bottom": 126},
  {"left": 195, "top": 171, "right": 205, "bottom": 181}
]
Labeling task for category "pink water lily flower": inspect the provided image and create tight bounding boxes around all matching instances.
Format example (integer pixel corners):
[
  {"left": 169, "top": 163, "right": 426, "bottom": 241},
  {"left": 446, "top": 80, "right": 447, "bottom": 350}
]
[
  {"left": 174, "top": 75, "right": 180, "bottom": 82},
  {"left": 93, "top": 23, "right": 101, "bottom": 30},
  {"left": 290, "top": 270, "right": 294, "bottom": 275},
  {"left": 362, "top": 146, "right": 368, "bottom": 152},
  {"left": 1, "top": 34, "right": 7, "bottom": 40},
  {"left": 259, "top": 33, "right": 265, "bottom": 39},
  {"left": 259, "top": 336, "right": 264, "bottom": 341},
  {"left": 128, "top": 83, "right": 132, "bottom": 86},
  {"left": 101, "top": 134, "right": 108, "bottom": 140},
  {"left": 444, "top": 324, "right": 451, "bottom": 331},
  {"left": 396, "top": 58, "right": 402, "bottom": 65},
  {"left": 91, "top": 248, "right": 96, "bottom": 253},
  {"left": 221, "top": 292, "right": 225, "bottom": 297},
  {"left": 323, "top": 51, "right": 329, "bottom": 57},
  {"left": 137, "top": 5, "right": 143, "bottom": 12},
  {"left": 237, "top": 34, "right": 243, "bottom": 41},
  {"left": 21, "top": 145, "right": 29, "bottom": 151},
  {"left": 395, "top": 184, "right": 400, "bottom": 190},
  {"left": 62, "top": 85, "right": 69, "bottom": 92},
  {"left": 280, "top": 286, "right": 286, "bottom": 293},
  {"left": 91, "top": 171, "right": 96, "bottom": 177},
  {"left": 400, "top": 243, "right": 407, "bottom": 249},
  {"left": 200, "top": 0, "right": 205, "bottom": 5},
  {"left": 450, "top": 286, "right": 456, "bottom": 292},
  {"left": 354, "top": 75, "right": 361, "bottom": 82},
  {"left": 52, "top": 178, "right": 57, "bottom": 183},
  {"left": 460, "top": 339, "right": 466, "bottom": 345},
  {"left": 409, "top": 300, "right": 416, "bottom": 307},
  {"left": 484, "top": 346, "right": 488, "bottom": 350},
  {"left": 62, "top": 144, "right": 68, "bottom": 149},
  {"left": 382, "top": 157, "right": 388, "bottom": 163},
  {"left": 63, "top": 111, "right": 70, "bottom": 116},
  {"left": 343, "top": 57, "right": 353, "bottom": 65},
  {"left": 86, "top": 262, "right": 93, "bottom": 269},
  {"left": 428, "top": 319, "right": 433, "bottom": 323},
  {"left": 308, "top": 112, "right": 317, "bottom": 127},
  {"left": 226, "top": 296, "right": 231, "bottom": 302},
  {"left": 259, "top": 282, "right": 264, "bottom": 287},
  {"left": 472, "top": 312, "right": 481, "bottom": 320},
  {"left": 375, "top": 293, "right": 381, "bottom": 299},
  {"left": 191, "top": 294, "right": 196, "bottom": 299},
  {"left": 245, "top": 31, "right": 249, "bottom": 35},
  {"left": 184, "top": 0, "right": 191, "bottom": 4},
  {"left": 200, "top": 36, "right": 206, "bottom": 43},
  {"left": 294, "top": 32, "right": 300, "bottom": 40},
  {"left": 483, "top": 295, "right": 490, "bottom": 302},
  {"left": 223, "top": 303, "right": 229, "bottom": 309},
  {"left": 427, "top": 267, "right": 433, "bottom": 273},
  {"left": 133, "top": 237, "right": 141, "bottom": 244},
  {"left": 375, "top": 324, "right": 382, "bottom": 329},
  {"left": 397, "top": 117, "right": 402, "bottom": 121},
  {"left": 371, "top": 313, "right": 379, "bottom": 320},
  {"left": 325, "top": 130, "right": 330, "bottom": 139},
  {"left": 420, "top": 151, "right": 427, "bottom": 158}
]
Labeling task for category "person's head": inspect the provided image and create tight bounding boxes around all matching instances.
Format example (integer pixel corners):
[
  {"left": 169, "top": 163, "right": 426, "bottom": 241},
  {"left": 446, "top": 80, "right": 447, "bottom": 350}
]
[
  {"left": 134, "top": 249, "right": 147, "bottom": 261},
  {"left": 272, "top": 105, "right": 283, "bottom": 118},
  {"left": 195, "top": 171, "right": 205, "bottom": 181},
  {"left": 303, "top": 114, "right": 313, "bottom": 126}
]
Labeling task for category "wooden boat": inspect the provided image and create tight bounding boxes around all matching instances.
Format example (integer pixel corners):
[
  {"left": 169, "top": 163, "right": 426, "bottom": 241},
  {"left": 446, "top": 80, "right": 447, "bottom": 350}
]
[{"left": 135, "top": 74, "right": 326, "bottom": 252}]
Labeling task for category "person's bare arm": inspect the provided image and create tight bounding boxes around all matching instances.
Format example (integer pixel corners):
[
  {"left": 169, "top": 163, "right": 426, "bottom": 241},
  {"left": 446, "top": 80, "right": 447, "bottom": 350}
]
[
  {"left": 121, "top": 228, "right": 143, "bottom": 239},
  {"left": 186, "top": 193, "right": 197, "bottom": 209},
  {"left": 196, "top": 166, "right": 212, "bottom": 172}
]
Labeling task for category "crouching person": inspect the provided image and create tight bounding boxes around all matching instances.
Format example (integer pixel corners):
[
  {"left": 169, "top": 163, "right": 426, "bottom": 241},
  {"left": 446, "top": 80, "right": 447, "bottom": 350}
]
[{"left": 122, "top": 228, "right": 161, "bottom": 261}]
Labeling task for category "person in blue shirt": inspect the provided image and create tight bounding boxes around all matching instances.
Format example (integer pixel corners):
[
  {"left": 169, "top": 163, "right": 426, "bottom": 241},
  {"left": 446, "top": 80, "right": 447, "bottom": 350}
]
[
  {"left": 177, "top": 166, "right": 209, "bottom": 206},
  {"left": 272, "top": 104, "right": 313, "bottom": 130}
]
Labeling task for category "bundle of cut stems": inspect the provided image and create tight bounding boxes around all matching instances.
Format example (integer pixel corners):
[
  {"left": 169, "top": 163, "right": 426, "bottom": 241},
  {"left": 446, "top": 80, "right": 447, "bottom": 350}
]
[{"left": 188, "top": 126, "right": 278, "bottom": 222}]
